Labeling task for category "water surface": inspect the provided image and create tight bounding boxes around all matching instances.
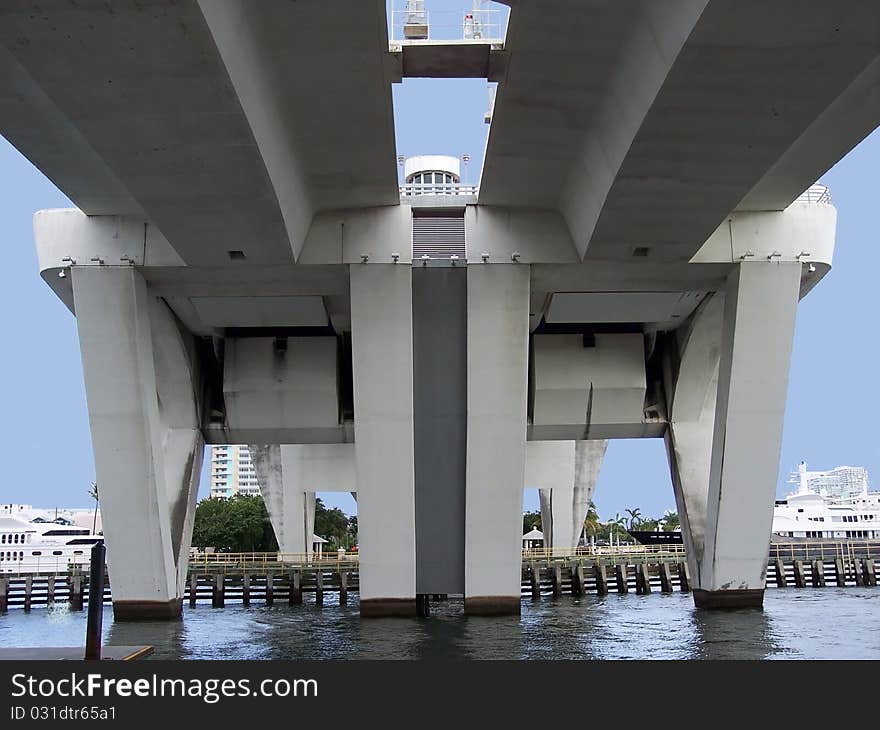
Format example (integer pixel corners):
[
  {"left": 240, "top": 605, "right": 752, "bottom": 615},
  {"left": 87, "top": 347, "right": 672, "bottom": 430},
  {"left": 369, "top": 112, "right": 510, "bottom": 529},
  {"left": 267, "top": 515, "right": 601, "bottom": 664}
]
[{"left": 2, "top": 589, "right": 877, "bottom": 660}]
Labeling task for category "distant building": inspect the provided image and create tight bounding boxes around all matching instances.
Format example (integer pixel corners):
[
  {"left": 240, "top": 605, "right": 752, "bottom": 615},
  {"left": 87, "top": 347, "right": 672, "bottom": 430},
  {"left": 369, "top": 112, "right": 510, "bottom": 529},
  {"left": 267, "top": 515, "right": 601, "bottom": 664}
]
[
  {"left": 209, "top": 445, "right": 261, "bottom": 499},
  {"left": 792, "top": 462, "right": 870, "bottom": 501}
]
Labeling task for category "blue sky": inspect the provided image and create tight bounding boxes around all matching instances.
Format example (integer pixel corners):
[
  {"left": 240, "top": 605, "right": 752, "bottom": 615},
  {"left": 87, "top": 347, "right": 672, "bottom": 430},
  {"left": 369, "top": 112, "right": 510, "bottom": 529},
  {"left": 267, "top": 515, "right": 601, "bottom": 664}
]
[{"left": 1, "top": 0, "right": 878, "bottom": 521}]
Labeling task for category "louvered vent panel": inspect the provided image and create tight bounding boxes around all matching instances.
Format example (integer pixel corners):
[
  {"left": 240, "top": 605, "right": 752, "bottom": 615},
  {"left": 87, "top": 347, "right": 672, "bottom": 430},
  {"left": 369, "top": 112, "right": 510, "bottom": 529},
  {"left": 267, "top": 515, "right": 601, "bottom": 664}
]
[{"left": 412, "top": 215, "right": 466, "bottom": 259}]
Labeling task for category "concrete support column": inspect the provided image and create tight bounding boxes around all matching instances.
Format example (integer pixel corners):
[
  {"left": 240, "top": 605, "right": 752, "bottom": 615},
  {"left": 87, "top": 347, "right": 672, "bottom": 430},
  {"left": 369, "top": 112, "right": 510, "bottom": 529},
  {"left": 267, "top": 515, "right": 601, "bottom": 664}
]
[
  {"left": 464, "top": 265, "right": 530, "bottom": 615},
  {"left": 698, "top": 262, "right": 801, "bottom": 608},
  {"left": 72, "top": 266, "right": 203, "bottom": 620},
  {"left": 665, "top": 263, "right": 801, "bottom": 609},
  {"left": 534, "top": 440, "right": 607, "bottom": 550},
  {"left": 251, "top": 445, "right": 314, "bottom": 555},
  {"left": 350, "top": 265, "right": 417, "bottom": 616}
]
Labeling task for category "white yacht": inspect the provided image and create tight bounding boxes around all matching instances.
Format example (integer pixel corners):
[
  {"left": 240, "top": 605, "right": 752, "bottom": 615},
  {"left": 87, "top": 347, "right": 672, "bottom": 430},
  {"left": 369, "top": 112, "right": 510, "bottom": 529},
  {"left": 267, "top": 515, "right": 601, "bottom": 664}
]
[
  {"left": 772, "top": 462, "right": 880, "bottom": 540},
  {"left": 0, "top": 512, "right": 103, "bottom": 574}
]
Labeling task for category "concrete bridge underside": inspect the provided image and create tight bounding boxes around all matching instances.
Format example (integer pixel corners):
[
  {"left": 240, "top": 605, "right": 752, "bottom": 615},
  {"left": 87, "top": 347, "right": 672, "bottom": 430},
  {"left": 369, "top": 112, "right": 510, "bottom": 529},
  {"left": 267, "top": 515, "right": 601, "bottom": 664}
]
[{"left": 1, "top": 0, "right": 876, "bottom": 617}]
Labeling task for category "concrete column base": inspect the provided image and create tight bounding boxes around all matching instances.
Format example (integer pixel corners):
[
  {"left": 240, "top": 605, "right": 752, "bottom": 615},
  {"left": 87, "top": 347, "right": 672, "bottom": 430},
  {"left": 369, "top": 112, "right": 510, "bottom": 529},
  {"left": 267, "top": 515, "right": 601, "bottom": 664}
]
[
  {"left": 112, "top": 599, "right": 183, "bottom": 621},
  {"left": 692, "top": 588, "right": 763, "bottom": 610},
  {"left": 464, "top": 596, "right": 521, "bottom": 616},
  {"left": 359, "top": 598, "right": 417, "bottom": 618}
]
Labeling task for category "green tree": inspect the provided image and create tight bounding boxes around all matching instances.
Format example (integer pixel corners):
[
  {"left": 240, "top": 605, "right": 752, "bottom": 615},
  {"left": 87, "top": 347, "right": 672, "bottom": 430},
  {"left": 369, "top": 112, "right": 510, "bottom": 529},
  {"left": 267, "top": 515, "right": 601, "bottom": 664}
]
[
  {"left": 522, "top": 510, "right": 542, "bottom": 533},
  {"left": 88, "top": 481, "right": 99, "bottom": 535},
  {"left": 583, "top": 501, "right": 601, "bottom": 541},
  {"left": 662, "top": 510, "right": 680, "bottom": 531},
  {"left": 314, "top": 497, "right": 354, "bottom": 549},
  {"left": 191, "top": 494, "right": 278, "bottom": 553},
  {"left": 625, "top": 507, "right": 642, "bottom": 531}
]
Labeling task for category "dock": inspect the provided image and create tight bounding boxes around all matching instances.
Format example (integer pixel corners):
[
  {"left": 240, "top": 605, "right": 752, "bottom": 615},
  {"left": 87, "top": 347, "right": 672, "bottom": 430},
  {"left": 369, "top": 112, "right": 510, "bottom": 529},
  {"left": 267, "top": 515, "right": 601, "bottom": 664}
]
[
  {"left": 0, "top": 542, "right": 876, "bottom": 611},
  {"left": 0, "top": 646, "right": 153, "bottom": 661}
]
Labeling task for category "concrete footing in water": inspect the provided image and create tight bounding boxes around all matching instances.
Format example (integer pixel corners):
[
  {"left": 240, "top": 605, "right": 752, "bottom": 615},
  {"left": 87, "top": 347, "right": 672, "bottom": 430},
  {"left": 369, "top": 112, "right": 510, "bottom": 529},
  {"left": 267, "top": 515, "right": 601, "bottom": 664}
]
[
  {"left": 464, "top": 596, "right": 521, "bottom": 616},
  {"left": 113, "top": 599, "right": 183, "bottom": 620},
  {"left": 692, "top": 589, "right": 764, "bottom": 610}
]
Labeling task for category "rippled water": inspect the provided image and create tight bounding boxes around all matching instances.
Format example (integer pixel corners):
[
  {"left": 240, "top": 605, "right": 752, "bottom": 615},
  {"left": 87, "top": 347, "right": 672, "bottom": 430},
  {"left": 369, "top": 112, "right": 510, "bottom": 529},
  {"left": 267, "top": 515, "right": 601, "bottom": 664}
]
[{"left": 2, "top": 589, "right": 878, "bottom": 660}]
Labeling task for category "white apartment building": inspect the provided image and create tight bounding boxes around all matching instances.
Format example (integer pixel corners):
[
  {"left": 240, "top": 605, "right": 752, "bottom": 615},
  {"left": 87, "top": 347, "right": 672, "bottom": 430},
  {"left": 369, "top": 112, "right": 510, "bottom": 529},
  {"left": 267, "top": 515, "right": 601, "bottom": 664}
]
[{"left": 209, "top": 445, "right": 261, "bottom": 499}]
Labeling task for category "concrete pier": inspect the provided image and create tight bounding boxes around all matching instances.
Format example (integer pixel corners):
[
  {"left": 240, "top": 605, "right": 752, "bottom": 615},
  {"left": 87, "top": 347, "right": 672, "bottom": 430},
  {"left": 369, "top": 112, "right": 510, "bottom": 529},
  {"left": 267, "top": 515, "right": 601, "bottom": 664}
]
[
  {"left": 351, "top": 265, "right": 417, "bottom": 618},
  {"left": 464, "top": 265, "right": 529, "bottom": 616}
]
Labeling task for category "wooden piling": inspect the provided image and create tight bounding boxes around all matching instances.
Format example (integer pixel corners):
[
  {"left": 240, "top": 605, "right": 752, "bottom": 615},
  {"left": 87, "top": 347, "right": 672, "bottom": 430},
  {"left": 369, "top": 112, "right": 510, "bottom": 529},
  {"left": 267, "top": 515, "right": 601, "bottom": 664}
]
[
  {"left": 793, "top": 560, "right": 806, "bottom": 588},
  {"left": 69, "top": 575, "right": 83, "bottom": 611},
  {"left": 811, "top": 560, "right": 825, "bottom": 587},
  {"left": 678, "top": 562, "right": 690, "bottom": 592},
  {"left": 315, "top": 570, "right": 324, "bottom": 606},
  {"left": 242, "top": 573, "right": 251, "bottom": 606},
  {"left": 0, "top": 576, "right": 7, "bottom": 613},
  {"left": 863, "top": 559, "right": 876, "bottom": 587},
  {"left": 615, "top": 564, "right": 628, "bottom": 594},
  {"left": 189, "top": 573, "right": 198, "bottom": 608},
  {"left": 529, "top": 564, "right": 541, "bottom": 599},
  {"left": 774, "top": 558, "right": 787, "bottom": 588},
  {"left": 635, "top": 564, "right": 651, "bottom": 594},
  {"left": 854, "top": 559, "right": 865, "bottom": 586},
  {"left": 659, "top": 563, "right": 673, "bottom": 593},
  {"left": 339, "top": 570, "right": 348, "bottom": 604},
  {"left": 551, "top": 565, "right": 562, "bottom": 597},
  {"left": 212, "top": 573, "right": 225, "bottom": 608},
  {"left": 265, "top": 573, "right": 274, "bottom": 605},
  {"left": 570, "top": 565, "right": 585, "bottom": 596},
  {"left": 23, "top": 576, "right": 33, "bottom": 611},
  {"left": 46, "top": 575, "right": 56, "bottom": 607},
  {"left": 594, "top": 562, "right": 608, "bottom": 595},
  {"left": 289, "top": 571, "right": 302, "bottom": 605},
  {"left": 834, "top": 557, "right": 847, "bottom": 587}
]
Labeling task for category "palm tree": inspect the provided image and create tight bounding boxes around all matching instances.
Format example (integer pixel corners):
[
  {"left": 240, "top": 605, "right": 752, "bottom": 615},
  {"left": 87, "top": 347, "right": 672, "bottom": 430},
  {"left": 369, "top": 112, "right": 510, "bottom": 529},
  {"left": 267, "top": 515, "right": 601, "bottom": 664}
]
[
  {"left": 88, "top": 482, "right": 99, "bottom": 534},
  {"left": 583, "top": 501, "right": 601, "bottom": 542},
  {"left": 625, "top": 507, "right": 642, "bottom": 531},
  {"left": 662, "top": 510, "right": 680, "bottom": 531}
]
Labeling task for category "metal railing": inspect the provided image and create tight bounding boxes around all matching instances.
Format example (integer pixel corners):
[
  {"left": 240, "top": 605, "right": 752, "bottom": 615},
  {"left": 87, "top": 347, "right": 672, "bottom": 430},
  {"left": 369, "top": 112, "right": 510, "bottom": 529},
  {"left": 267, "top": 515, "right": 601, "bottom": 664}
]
[
  {"left": 768, "top": 540, "right": 875, "bottom": 562},
  {"left": 188, "top": 551, "right": 360, "bottom": 572},
  {"left": 522, "top": 544, "right": 688, "bottom": 563},
  {"left": 389, "top": 6, "right": 506, "bottom": 43},
  {"left": 400, "top": 182, "right": 478, "bottom": 197},
  {"left": 794, "top": 183, "right": 832, "bottom": 205}
]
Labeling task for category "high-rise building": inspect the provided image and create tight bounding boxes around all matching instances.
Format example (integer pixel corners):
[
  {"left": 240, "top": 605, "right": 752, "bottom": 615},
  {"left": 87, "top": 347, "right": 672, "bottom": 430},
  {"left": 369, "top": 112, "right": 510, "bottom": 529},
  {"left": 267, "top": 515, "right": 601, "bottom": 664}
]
[{"left": 209, "top": 445, "right": 261, "bottom": 499}]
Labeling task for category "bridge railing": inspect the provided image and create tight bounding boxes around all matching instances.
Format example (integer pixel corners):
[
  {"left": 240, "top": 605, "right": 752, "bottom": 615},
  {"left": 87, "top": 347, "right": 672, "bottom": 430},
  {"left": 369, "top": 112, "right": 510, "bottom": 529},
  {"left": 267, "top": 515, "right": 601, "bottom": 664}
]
[
  {"left": 389, "top": 6, "right": 506, "bottom": 44},
  {"left": 399, "top": 182, "right": 478, "bottom": 197},
  {"left": 794, "top": 183, "right": 832, "bottom": 205}
]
